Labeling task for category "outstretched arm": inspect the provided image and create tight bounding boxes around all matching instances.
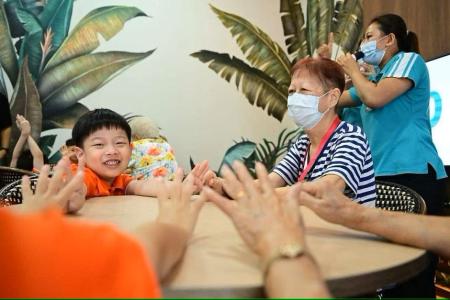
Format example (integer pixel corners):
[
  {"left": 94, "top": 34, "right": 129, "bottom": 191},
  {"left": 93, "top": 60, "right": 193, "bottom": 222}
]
[
  {"left": 298, "top": 181, "right": 450, "bottom": 260},
  {"left": 132, "top": 168, "right": 205, "bottom": 280},
  {"left": 204, "top": 162, "right": 330, "bottom": 298}
]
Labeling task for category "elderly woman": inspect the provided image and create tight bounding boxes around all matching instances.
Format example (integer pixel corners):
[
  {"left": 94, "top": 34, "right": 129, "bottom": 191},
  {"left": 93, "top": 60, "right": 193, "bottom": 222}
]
[{"left": 207, "top": 57, "right": 376, "bottom": 206}]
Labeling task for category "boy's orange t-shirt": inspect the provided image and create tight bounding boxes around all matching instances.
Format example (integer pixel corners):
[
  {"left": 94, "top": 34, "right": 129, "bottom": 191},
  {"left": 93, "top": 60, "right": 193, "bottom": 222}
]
[
  {"left": 0, "top": 208, "right": 161, "bottom": 298},
  {"left": 71, "top": 164, "right": 133, "bottom": 197}
]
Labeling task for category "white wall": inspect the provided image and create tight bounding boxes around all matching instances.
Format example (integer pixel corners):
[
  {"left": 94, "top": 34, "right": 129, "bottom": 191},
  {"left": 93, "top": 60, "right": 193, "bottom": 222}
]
[{"left": 73, "top": 0, "right": 298, "bottom": 170}]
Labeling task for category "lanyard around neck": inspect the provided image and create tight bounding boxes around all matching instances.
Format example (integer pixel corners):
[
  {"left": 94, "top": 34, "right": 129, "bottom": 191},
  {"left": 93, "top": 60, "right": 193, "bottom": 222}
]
[{"left": 298, "top": 116, "right": 341, "bottom": 182}]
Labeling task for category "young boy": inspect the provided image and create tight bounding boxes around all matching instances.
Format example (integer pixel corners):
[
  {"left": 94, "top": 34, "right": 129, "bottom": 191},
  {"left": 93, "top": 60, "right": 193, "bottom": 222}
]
[{"left": 71, "top": 108, "right": 208, "bottom": 198}]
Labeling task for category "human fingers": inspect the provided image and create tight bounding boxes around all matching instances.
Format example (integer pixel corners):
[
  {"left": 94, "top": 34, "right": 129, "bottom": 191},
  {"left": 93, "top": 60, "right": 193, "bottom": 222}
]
[
  {"left": 255, "top": 162, "right": 274, "bottom": 198},
  {"left": 284, "top": 185, "right": 303, "bottom": 225},
  {"left": 21, "top": 175, "right": 33, "bottom": 202},
  {"left": 155, "top": 177, "right": 168, "bottom": 203},
  {"left": 47, "top": 159, "right": 67, "bottom": 194},
  {"left": 220, "top": 165, "right": 244, "bottom": 199},
  {"left": 203, "top": 186, "right": 235, "bottom": 217},
  {"left": 34, "top": 165, "right": 51, "bottom": 196},
  {"left": 170, "top": 168, "right": 184, "bottom": 200},
  {"left": 328, "top": 32, "right": 334, "bottom": 49},
  {"left": 55, "top": 169, "right": 85, "bottom": 209},
  {"left": 203, "top": 170, "right": 217, "bottom": 186},
  {"left": 232, "top": 161, "right": 259, "bottom": 201}
]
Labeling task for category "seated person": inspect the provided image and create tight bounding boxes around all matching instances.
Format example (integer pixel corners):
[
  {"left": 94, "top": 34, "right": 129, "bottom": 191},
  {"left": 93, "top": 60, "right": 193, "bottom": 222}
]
[
  {"left": 206, "top": 57, "right": 376, "bottom": 206},
  {"left": 71, "top": 108, "right": 208, "bottom": 198},
  {"left": 1, "top": 154, "right": 205, "bottom": 297},
  {"left": 128, "top": 116, "right": 177, "bottom": 180},
  {"left": 10, "top": 114, "right": 44, "bottom": 172}
]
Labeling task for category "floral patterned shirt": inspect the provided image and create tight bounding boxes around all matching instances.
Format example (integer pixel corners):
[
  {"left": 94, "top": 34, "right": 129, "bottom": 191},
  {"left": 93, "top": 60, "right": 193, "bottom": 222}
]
[{"left": 128, "top": 138, "right": 178, "bottom": 180}]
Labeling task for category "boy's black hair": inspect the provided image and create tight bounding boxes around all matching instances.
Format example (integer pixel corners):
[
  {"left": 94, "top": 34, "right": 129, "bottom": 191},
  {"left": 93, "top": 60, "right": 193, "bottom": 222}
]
[
  {"left": 65, "top": 138, "right": 75, "bottom": 147},
  {"left": 72, "top": 108, "right": 131, "bottom": 147}
]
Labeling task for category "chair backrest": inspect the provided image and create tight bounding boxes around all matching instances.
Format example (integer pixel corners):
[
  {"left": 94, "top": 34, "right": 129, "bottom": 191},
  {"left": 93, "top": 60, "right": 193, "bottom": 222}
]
[
  {"left": 375, "top": 180, "right": 427, "bottom": 214},
  {"left": 0, "top": 166, "right": 35, "bottom": 189},
  {"left": 0, "top": 175, "right": 38, "bottom": 206}
]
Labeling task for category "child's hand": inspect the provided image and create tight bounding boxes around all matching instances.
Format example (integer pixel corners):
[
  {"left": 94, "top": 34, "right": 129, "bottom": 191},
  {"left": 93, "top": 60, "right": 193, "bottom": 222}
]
[
  {"left": 155, "top": 168, "right": 205, "bottom": 235},
  {"left": 16, "top": 114, "right": 31, "bottom": 136},
  {"left": 21, "top": 157, "right": 85, "bottom": 213},
  {"left": 204, "top": 170, "right": 225, "bottom": 195},
  {"left": 184, "top": 160, "right": 209, "bottom": 193}
]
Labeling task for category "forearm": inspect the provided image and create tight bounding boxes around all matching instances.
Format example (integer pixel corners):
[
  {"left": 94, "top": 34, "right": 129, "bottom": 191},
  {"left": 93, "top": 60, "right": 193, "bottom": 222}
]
[
  {"left": 27, "top": 136, "right": 44, "bottom": 170},
  {"left": 350, "top": 72, "right": 381, "bottom": 108},
  {"left": 346, "top": 206, "right": 450, "bottom": 259},
  {"left": 265, "top": 253, "right": 330, "bottom": 298},
  {"left": 133, "top": 222, "right": 190, "bottom": 280},
  {"left": 126, "top": 178, "right": 161, "bottom": 197},
  {"left": 10, "top": 134, "right": 27, "bottom": 168}
]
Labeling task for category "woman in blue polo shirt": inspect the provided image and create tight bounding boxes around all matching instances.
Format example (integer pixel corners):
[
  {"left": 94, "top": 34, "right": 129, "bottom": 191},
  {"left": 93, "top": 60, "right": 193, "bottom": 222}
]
[
  {"left": 337, "top": 14, "right": 446, "bottom": 216},
  {"left": 336, "top": 14, "right": 446, "bottom": 298}
]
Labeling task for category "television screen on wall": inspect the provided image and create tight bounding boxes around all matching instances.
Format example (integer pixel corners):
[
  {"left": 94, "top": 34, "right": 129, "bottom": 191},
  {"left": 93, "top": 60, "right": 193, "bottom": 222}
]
[{"left": 428, "top": 54, "right": 450, "bottom": 165}]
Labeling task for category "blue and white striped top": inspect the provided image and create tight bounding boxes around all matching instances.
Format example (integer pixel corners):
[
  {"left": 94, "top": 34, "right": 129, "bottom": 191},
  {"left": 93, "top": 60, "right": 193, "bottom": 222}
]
[{"left": 273, "top": 121, "right": 376, "bottom": 206}]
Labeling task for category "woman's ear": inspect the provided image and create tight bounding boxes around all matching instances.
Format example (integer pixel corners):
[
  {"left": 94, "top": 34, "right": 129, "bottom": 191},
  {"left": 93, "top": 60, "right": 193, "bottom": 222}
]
[
  {"left": 386, "top": 33, "right": 396, "bottom": 47},
  {"left": 329, "top": 88, "right": 341, "bottom": 107}
]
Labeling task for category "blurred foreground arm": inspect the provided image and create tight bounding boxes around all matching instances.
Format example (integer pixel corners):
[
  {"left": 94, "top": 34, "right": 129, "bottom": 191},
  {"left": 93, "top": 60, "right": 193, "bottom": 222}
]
[
  {"left": 133, "top": 168, "right": 205, "bottom": 280},
  {"left": 299, "top": 182, "right": 450, "bottom": 260},
  {"left": 203, "top": 162, "right": 330, "bottom": 298}
]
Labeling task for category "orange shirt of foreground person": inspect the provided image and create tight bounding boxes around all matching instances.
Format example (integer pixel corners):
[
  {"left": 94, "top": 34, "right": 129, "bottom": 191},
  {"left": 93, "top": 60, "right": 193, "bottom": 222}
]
[{"left": 0, "top": 208, "right": 161, "bottom": 298}]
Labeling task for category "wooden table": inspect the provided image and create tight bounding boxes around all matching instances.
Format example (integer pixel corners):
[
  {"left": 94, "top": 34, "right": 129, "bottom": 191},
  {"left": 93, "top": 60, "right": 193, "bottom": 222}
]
[{"left": 78, "top": 195, "right": 428, "bottom": 297}]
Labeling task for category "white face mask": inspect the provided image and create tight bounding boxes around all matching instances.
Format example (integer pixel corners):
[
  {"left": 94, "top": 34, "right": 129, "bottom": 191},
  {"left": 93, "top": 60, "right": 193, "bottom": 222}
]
[{"left": 287, "top": 91, "right": 330, "bottom": 129}]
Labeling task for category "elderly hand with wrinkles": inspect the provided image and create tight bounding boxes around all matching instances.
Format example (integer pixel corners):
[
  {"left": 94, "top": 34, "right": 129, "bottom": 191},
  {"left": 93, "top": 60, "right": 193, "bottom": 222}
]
[{"left": 203, "top": 161, "right": 306, "bottom": 262}]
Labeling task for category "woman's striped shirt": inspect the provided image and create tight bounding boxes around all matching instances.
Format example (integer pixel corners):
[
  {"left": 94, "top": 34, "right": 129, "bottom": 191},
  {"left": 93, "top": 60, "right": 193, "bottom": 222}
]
[{"left": 273, "top": 121, "right": 376, "bottom": 206}]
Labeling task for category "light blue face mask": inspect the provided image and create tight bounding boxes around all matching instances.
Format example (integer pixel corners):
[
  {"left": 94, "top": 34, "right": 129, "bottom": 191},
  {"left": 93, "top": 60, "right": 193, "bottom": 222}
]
[
  {"left": 360, "top": 35, "right": 388, "bottom": 66},
  {"left": 287, "top": 91, "right": 330, "bottom": 129}
]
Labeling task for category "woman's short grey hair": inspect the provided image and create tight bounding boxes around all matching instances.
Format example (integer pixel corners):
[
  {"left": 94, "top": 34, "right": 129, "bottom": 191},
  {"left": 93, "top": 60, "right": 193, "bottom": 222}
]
[{"left": 129, "top": 116, "right": 160, "bottom": 140}]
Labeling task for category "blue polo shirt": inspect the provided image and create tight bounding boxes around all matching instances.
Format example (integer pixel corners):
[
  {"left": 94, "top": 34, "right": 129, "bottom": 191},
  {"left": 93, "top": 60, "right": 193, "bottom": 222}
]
[{"left": 348, "top": 51, "right": 446, "bottom": 179}]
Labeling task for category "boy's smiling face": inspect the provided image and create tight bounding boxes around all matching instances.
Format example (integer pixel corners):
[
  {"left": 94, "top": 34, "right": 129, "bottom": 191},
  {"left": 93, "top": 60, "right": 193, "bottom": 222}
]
[{"left": 79, "top": 127, "right": 131, "bottom": 184}]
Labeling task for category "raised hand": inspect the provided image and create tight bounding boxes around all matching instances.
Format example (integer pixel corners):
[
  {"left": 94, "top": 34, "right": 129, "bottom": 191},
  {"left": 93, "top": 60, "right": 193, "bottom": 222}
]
[
  {"left": 184, "top": 160, "right": 209, "bottom": 193},
  {"left": 21, "top": 157, "right": 85, "bottom": 213},
  {"left": 155, "top": 167, "right": 205, "bottom": 235},
  {"left": 16, "top": 114, "right": 31, "bottom": 136},
  {"left": 203, "top": 162, "right": 305, "bottom": 260},
  {"left": 297, "top": 180, "right": 359, "bottom": 226}
]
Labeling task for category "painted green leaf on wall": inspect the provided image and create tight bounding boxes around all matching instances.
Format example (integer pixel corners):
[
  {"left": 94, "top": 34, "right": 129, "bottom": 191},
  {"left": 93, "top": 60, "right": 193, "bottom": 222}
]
[
  {"left": 332, "top": 0, "right": 363, "bottom": 54},
  {"left": 280, "top": 0, "right": 309, "bottom": 60},
  {"left": 307, "top": 0, "right": 334, "bottom": 55},
  {"left": 192, "top": 50, "right": 288, "bottom": 121},
  {"left": 211, "top": 5, "right": 291, "bottom": 89},
  {"left": 218, "top": 141, "right": 257, "bottom": 174},
  {"left": 39, "top": 0, "right": 74, "bottom": 52},
  {"left": 3, "top": 0, "right": 44, "bottom": 38},
  {"left": 45, "top": 6, "right": 148, "bottom": 70},
  {"left": 39, "top": 50, "right": 155, "bottom": 117},
  {"left": 0, "top": 2, "right": 19, "bottom": 88},
  {"left": 16, "top": 8, "right": 43, "bottom": 79},
  {"left": 43, "top": 103, "right": 89, "bottom": 130},
  {"left": 9, "top": 57, "right": 42, "bottom": 149}
]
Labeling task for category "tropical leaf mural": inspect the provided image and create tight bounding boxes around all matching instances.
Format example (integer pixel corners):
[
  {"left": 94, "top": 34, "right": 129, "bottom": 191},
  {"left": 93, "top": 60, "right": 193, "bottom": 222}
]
[
  {"left": 0, "top": 0, "right": 154, "bottom": 163},
  {"left": 205, "top": 127, "right": 302, "bottom": 177},
  {"left": 192, "top": 0, "right": 363, "bottom": 122}
]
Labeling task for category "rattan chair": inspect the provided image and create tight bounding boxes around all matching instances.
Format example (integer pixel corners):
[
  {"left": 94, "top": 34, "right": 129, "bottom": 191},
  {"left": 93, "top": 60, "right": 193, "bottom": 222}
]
[
  {"left": 0, "top": 166, "right": 35, "bottom": 189},
  {"left": 0, "top": 175, "right": 38, "bottom": 206},
  {"left": 375, "top": 180, "right": 427, "bottom": 214}
]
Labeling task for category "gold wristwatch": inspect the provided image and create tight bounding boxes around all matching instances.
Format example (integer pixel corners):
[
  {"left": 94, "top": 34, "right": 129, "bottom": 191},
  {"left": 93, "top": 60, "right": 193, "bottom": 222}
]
[{"left": 262, "top": 242, "right": 305, "bottom": 276}]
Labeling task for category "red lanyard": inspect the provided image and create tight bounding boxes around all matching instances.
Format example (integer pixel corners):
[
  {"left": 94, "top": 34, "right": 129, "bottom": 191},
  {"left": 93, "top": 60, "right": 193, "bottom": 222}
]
[{"left": 298, "top": 116, "right": 341, "bottom": 182}]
